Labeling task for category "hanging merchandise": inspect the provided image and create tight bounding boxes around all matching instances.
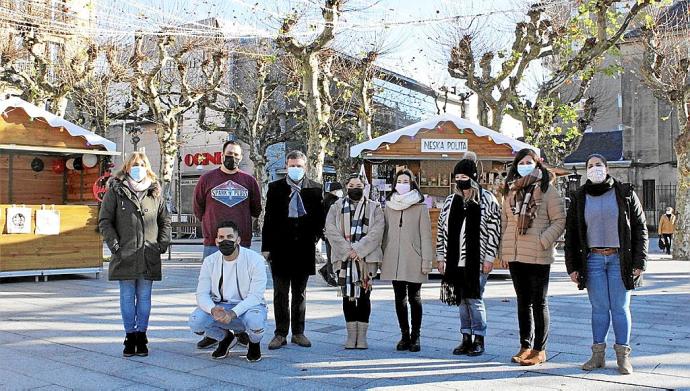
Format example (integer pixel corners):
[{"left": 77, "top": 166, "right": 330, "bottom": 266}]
[
  {"left": 51, "top": 159, "right": 65, "bottom": 174},
  {"left": 65, "top": 158, "right": 75, "bottom": 170},
  {"left": 73, "top": 157, "right": 83, "bottom": 171},
  {"left": 35, "top": 205, "right": 60, "bottom": 235},
  {"left": 30, "top": 157, "right": 44, "bottom": 172},
  {"left": 82, "top": 154, "right": 98, "bottom": 168},
  {"left": 92, "top": 172, "right": 111, "bottom": 202},
  {"left": 6, "top": 206, "right": 32, "bottom": 234}
]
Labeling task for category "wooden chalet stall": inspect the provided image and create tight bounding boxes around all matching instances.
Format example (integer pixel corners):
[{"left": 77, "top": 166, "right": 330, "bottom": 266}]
[
  {"left": 350, "top": 114, "right": 539, "bottom": 268},
  {"left": 0, "top": 97, "right": 119, "bottom": 280}
]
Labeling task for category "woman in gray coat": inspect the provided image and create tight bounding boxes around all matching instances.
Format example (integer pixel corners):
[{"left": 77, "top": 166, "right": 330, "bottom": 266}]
[
  {"left": 325, "top": 174, "right": 384, "bottom": 350},
  {"left": 381, "top": 169, "right": 433, "bottom": 352},
  {"left": 99, "top": 152, "right": 171, "bottom": 357}
]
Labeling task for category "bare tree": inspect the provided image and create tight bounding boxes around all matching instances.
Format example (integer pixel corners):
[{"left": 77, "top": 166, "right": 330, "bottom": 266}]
[{"left": 637, "top": 1, "right": 690, "bottom": 260}]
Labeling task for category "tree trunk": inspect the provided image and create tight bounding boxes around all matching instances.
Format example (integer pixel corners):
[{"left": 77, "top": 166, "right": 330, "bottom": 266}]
[
  {"left": 157, "top": 118, "right": 178, "bottom": 185},
  {"left": 490, "top": 105, "right": 504, "bottom": 131},
  {"left": 252, "top": 153, "right": 268, "bottom": 234},
  {"left": 672, "top": 129, "right": 690, "bottom": 261},
  {"left": 301, "top": 54, "right": 328, "bottom": 183}
]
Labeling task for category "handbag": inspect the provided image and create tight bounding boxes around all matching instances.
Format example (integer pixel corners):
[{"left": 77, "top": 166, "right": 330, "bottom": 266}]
[
  {"left": 658, "top": 237, "right": 665, "bottom": 250},
  {"left": 318, "top": 260, "right": 338, "bottom": 287}
]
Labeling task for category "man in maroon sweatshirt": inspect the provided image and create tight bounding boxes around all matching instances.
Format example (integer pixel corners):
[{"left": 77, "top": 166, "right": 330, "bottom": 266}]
[{"left": 193, "top": 140, "right": 261, "bottom": 349}]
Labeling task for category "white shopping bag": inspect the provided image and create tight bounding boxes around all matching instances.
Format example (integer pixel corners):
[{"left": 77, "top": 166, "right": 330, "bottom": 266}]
[
  {"left": 35, "top": 206, "right": 60, "bottom": 235},
  {"left": 6, "top": 206, "right": 32, "bottom": 234}
]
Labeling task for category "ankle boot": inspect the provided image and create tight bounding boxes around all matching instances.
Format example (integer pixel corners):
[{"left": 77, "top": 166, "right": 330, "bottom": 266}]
[
  {"left": 123, "top": 333, "right": 136, "bottom": 357},
  {"left": 582, "top": 343, "right": 606, "bottom": 371},
  {"left": 396, "top": 329, "right": 411, "bottom": 351},
  {"left": 345, "top": 322, "right": 358, "bottom": 349},
  {"left": 135, "top": 331, "right": 148, "bottom": 357},
  {"left": 409, "top": 331, "right": 420, "bottom": 352},
  {"left": 355, "top": 322, "right": 368, "bottom": 349},
  {"left": 453, "top": 333, "right": 472, "bottom": 355},
  {"left": 511, "top": 347, "right": 531, "bottom": 363},
  {"left": 520, "top": 349, "right": 546, "bottom": 366},
  {"left": 468, "top": 335, "right": 484, "bottom": 356},
  {"left": 614, "top": 344, "right": 633, "bottom": 375}
]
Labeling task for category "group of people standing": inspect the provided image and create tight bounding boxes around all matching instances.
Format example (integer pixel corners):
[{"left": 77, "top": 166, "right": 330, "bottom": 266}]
[{"left": 98, "top": 140, "right": 648, "bottom": 375}]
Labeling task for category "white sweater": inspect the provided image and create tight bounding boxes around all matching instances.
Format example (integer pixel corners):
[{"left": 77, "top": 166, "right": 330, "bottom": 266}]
[{"left": 195, "top": 247, "right": 267, "bottom": 317}]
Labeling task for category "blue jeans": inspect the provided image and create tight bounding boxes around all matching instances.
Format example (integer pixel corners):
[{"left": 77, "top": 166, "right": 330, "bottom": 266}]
[
  {"left": 586, "top": 253, "right": 632, "bottom": 346},
  {"left": 189, "top": 303, "right": 268, "bottom": 343},
  {"left": 203, "top": 245, "right": 218, "bottom": 259},
  {"left": 119, "top": 279, "right": 153, "bottom": 333},
  {"left": 459, "top": 272, "right": 488, "bottom": 336}
]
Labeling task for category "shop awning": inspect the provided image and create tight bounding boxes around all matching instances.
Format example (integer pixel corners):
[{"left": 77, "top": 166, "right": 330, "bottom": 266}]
[
  {"left": 0, "top": 97, "right": 117, "bottom": 152},
  {"left": 350, "top": 113, "right": 538, "bottom": 158}
]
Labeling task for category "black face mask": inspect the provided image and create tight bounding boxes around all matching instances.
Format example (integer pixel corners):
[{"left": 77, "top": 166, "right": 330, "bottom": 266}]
[
  {"left": 348, "top": 188, "right": 364, "bottom": 201},
  {"left": 456, "top": 179, "right": 472, "bottom": 190},
  {"left": 218, "top": 240, "right": 237, "bottom": 256},
  {"left": 666, "top": 213, "right": 672, "bottom": 217},
  {"left": 223, "top": 156, "right": 238, "bottom": 171}
]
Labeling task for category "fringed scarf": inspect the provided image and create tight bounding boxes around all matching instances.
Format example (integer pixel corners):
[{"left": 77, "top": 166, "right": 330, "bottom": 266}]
[
  {"left": 287, "top": 178, "right": 307, "bottom": 218},
  {"left": 441, "top": 193, "right": 481, "bottom": 305},
  {"left": 338, "top": 197, "right": 371, "bottom": 300},
  {"left": 508, "top": 170, "right": 543, "bottom": 235}
]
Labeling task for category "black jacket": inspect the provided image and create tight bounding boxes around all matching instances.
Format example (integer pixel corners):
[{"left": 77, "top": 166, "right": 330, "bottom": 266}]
[
  {"left": 564, "top": 179, "right": 648, "bottom": 290},
  {"left": 261, "top": 178, "right": 325, "bottom": 277},
  {"left": 99, "top": 177, "right": 171, "bottom": 281}
]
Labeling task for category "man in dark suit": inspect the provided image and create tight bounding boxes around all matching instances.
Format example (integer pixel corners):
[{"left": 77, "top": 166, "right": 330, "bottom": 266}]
[{"left": 262, "top": 150, "right": 325, "bottom": 349}]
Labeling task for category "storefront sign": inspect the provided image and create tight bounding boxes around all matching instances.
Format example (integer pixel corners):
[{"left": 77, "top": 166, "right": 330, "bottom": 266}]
[
  {"left": 421, "top": 139, "right": 468, "bottom": 153},
  {"left": 184, "top": 152, "right": 222, "bottom": 167}
]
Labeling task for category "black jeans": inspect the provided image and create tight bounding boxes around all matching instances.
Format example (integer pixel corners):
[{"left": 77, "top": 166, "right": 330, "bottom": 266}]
[
  {"left": 392, "top": 280, "right": 423, "bottom": 335},
  {"left": 662, "top": 234, "right": 673, "bottom": 254},
  {"left": 509, "top": 262, "right": 551, "bottom": 351},
  {"left": 343, "top": 290, "right": 371, "bottom": 323},
  {"left": 272, "top": 274, "right": 309, "bottom": 337}
]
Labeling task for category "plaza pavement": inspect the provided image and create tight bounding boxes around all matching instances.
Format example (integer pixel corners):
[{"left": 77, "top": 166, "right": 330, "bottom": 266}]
[{"left": 1, "top": 242, "right": 689, "bottom": 390}]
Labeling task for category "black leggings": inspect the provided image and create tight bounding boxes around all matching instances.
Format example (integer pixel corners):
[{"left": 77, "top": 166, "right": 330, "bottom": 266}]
[
  {"left": 509, "top": 262, "right": 551, "bottom": 351},
  {"left": 392, "top": 280, "right": 423, "bottom": 334},
  {"left": 343, "top": 290, "right": 371, "bottom": 323}
]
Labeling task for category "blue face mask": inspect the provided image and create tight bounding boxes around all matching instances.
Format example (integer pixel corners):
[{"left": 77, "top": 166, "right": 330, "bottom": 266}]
[
  {"left": 129, "top": 166, "right": 147, "bottom": 182},
  {"left": 287, "top": 167, "right": 305, "bottom": 182},
  {"left": 517, "top": 163, "right": 536, "bottom": 178}
]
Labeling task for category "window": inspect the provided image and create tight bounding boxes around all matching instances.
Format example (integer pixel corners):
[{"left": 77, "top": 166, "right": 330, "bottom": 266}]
[{"left": 642, "top": 180, "right": 655, "bottom": 210}]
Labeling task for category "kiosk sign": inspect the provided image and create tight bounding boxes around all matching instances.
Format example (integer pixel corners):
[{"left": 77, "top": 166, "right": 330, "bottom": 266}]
[{"left": 421, "top": 138, "right": 468, "bottom": 153}]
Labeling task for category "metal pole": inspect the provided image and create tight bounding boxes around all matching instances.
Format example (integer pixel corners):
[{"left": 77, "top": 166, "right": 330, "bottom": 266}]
[{"left": 121, "top": 121, "right": 126, "bottom": 164}]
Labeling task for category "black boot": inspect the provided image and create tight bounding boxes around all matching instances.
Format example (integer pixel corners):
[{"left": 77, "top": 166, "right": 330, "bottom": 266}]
[
  {"left": 396, "top": 330, "right": 411, "bottom": 351},
  {"left": 135, "top": 331, "right": 149, "bottom": 357},
  {"left": 246, "top": 342, "right": 262, "bottom": 362},
  {"left": 123, "top": 333, "right": 136, "bottom": 357},
  {"left": 453, "top": 333, "right": 472, "bottom": 355},
  {"left": 468, "top": 335, "right": 485, "bottom": 356},
  {"left": 409, "top": 331, "right": 420, "bottom": 352}
]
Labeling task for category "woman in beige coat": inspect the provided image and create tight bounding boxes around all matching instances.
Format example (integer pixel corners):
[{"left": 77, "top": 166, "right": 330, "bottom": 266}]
[
  {"left": 499, "top": 148, "right": 566, "bottom": 366},
  {"left": 381, "top": 169, "right": 433, "bottom": 352},
  {"left": 325, "top": 174, "right": 385, "bottom": 350}
]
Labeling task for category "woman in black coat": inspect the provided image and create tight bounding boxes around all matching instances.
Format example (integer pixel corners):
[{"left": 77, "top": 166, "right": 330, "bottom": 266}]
[
  {"left": 99, "top": 151, "right": 171, "bottom": 357},
  {"left": 564, "top": 154, "right": 648, "bottom": 375}
]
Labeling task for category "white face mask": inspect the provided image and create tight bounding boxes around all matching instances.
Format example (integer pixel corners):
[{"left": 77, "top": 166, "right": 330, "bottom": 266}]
[
  {"left": 587, "top": 166, "right": 607, "bottom": 184},
  {"left": 517, "top": 163, "right": 536, "bottom": 178},
  {"left": 395, "top": 183, "right": 411, "bottom": 195},
  {"left": 129, "top": 166, "right": 147, "bottom": 182},
  {"left": 287, "top": 167, "right": 305, "bottom": 182}
]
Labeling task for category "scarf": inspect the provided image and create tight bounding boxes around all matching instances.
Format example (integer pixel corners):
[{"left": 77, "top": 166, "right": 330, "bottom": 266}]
[
  {"left": 441, "top": 193, "right": 481, "bottom": 305},
  {"left": 386, "top": 190, "right": 423, "bottom": 211},
  {"left": 338, "top": 198, "right": 371, "bottom": 299},
  {"left": 126, "top": 177, "right": 152, "bottom": 199},
  {"left": 583, "top": 175, "right": 615, "bottom": 196},
  {"left": 287, "top": 178, "right": 307, "bottom": 218},
  {"left": 508, "top": 170, "right": 543, "bottom": 235}
]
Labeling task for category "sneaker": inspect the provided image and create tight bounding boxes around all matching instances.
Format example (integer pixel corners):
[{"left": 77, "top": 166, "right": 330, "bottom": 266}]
[
  {"left": 211, "top": 331, "right": 238, "bottom": 359},
  {"left": 246, "top": 342, "right": 262, "bottom": 362},
  {"left": 237, "top": 332, "right": 250, "bottom": 347},
  {"left": 196, "top": 336, "right": 218, "bottom": 350},
  {"left": 123, "top": 333, "right": 136, "bottom": 357},
  {"left": 268, "top": 335, "right": 287, "bottom": 350},
  {"left": 291, "top": 334, "right": 312, "bottom": 347}
]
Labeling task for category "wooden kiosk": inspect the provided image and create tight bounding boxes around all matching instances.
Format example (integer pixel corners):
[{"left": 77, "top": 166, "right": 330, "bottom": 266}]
[
  {"left": 0, "top": 97, "right": 119, "bottom": 280},
  {"left": 350, "top": 113, "right": 539, "bottom": 259}
]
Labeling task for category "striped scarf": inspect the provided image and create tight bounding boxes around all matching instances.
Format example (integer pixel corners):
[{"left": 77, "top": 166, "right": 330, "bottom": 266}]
[
  {"left": 338, "top": 198, "right": 371, "bottom": 299},
  {"left": 287, "top": 178, "right": 307, "bottom": 218}
]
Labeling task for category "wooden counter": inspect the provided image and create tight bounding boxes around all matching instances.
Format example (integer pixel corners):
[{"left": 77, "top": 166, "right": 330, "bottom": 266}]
[{"left": 0, "top": 204, "right": 102, "bottom": 278}]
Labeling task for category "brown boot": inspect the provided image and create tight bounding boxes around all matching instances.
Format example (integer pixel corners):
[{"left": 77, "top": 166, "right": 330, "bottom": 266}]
[
  {"left": 345, "top": 322, "right": 357, "bottom": 349},
  {"left": 355, "top": 322, "right": 368, "bottom": 349},
  {"left": 520, "top": 349, "right": 546, "bottom": 366},
  {"left": 614, "top": 344, "right": 633, "bottom": 375},
  {"left": 511, "top": 347, "right": 531, "bottom": 363},
  {"left": 291, "top": 334, "right": 312, "bottom": 347},
  {"left": 582, "top": 343, "right": 606, "bottom": 371},
  {"left": 268, "top": 335, "right": 287, "bottom": 350}
]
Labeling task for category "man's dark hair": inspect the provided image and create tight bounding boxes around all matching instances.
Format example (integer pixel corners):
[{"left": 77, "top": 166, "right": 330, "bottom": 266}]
[
  {"left": 286, "top": 150, "right": 307, "bottom": 162},
  {"left": 216, "top": 220, "right": 241, "bottom": 237},
  {"left": 222, "top": 140, "right": 242, "bottom": 154}
]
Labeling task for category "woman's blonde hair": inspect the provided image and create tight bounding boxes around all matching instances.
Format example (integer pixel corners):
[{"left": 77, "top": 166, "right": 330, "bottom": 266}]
[{"left": 117, "top": 151, "right": 158, "bottom": 182}]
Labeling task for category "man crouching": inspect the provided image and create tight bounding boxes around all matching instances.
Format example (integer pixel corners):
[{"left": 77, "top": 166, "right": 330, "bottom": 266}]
[{"left": 189, "top": 220, "right": 268, "bottom": 362}]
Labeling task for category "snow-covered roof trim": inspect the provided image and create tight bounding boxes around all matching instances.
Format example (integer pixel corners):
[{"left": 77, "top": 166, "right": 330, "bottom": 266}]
[
  {"left": 350, "top": 113, "right": 539, "bottom": 158},
  {"left": 0, "top": 97, "right": 117, "bottom": 152}
]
